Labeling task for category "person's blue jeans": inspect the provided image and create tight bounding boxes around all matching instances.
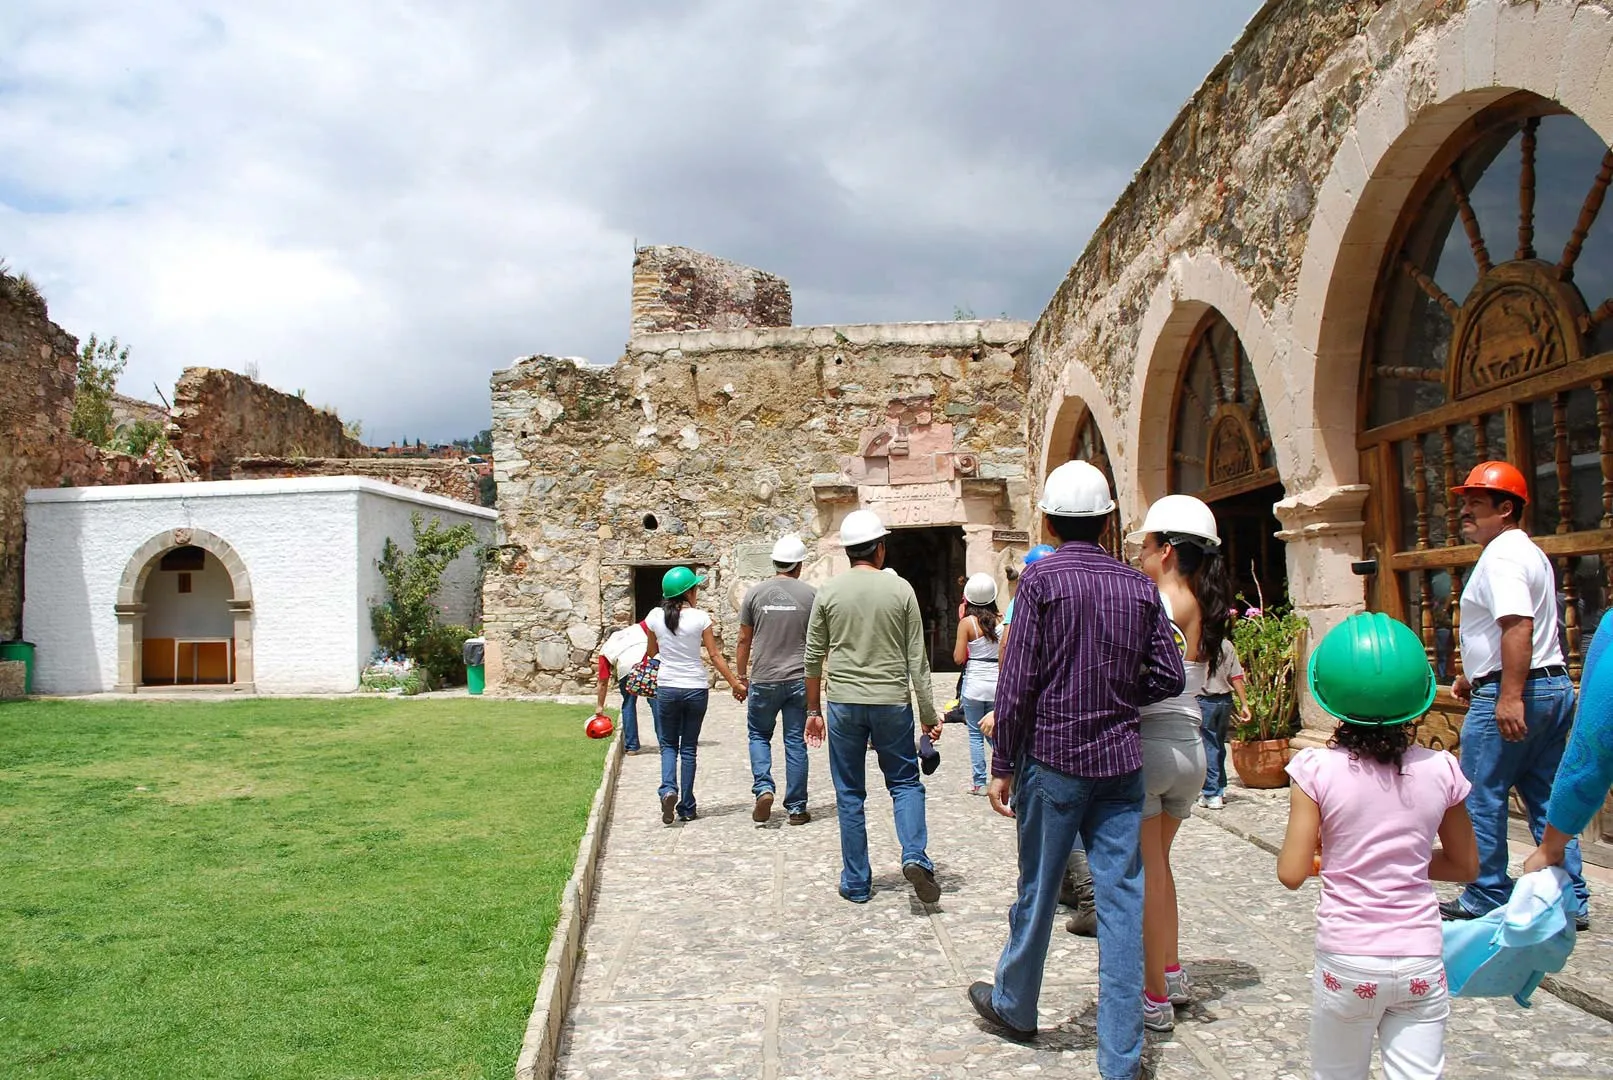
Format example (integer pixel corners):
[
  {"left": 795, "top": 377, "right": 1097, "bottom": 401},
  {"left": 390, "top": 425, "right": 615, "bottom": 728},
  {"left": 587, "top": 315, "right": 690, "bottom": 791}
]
[
  {"left": 1197, "top": 693, "right": 1232, "bottom": 798},
  {"left": 992, "top": 759, "right": 1144, "bottom": 1080},
  {"left": 616, "top": 676, "right": 642, "bottom": 751},
  {"left": 1457, "top": 674, "right": 1590, "bottom": 917},
  {"left": 747, "top": 679, "right": 809, "bottom": 815},
  {"left": 655, "top": 687, "right": 708, "bottom": 819},
  {"left": 962, "top": 696, "right": 993, "bottom": 789},
  {"left": 825, "top": 701, "right": 932, "bottom": 900}
]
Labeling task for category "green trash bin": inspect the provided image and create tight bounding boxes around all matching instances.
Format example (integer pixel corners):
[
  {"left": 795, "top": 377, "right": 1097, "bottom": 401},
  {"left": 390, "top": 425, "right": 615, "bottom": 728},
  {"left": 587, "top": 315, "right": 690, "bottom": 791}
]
[
  {"left": 1, "top": 640, "right": 36, "bottom": 695},
  {"left": 463, "top": 637, "right": 486, "bottom": 696}
]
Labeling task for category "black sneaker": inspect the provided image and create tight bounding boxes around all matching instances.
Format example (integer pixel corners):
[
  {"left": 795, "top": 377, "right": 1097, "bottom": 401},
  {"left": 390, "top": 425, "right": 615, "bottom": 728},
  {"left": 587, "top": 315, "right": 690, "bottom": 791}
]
[
  {"left": 660, "top": 793, "right": 677, "bottom": 825},
  {"left": 1578, "top": 913, "right": 1591, "bottom": 932},
  {"left": 1439, "top": 898, "right": 1478, "bottom": 921},
  {"left": 968, "top": 981, "right": 1035, "bottom": 1042},
  {"left": 903, "top": 862, "right": 941, "bottom": 904}
]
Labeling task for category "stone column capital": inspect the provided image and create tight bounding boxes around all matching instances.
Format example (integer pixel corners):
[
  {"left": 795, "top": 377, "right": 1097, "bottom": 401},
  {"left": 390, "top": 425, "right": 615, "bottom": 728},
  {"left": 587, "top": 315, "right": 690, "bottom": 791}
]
[{"left": 1272, "top": 484, "right": 1370, "bottom": 542}]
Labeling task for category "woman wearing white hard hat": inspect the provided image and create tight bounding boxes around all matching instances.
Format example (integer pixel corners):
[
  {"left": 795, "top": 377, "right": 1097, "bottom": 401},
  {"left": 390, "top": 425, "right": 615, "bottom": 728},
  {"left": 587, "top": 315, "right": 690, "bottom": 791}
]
[
  {"left": 953, "top": 573, "right": 1002, "bottom": 795},
  {"left": 1126, "top": 493, "right": 1230, "bottom": 1032}
]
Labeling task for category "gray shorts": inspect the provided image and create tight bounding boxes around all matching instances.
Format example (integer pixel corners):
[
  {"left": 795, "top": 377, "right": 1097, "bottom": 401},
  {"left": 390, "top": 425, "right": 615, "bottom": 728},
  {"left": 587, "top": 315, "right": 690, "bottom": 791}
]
[{"left": 1142, "top": 731, "right": 1208, "bottom": 820}]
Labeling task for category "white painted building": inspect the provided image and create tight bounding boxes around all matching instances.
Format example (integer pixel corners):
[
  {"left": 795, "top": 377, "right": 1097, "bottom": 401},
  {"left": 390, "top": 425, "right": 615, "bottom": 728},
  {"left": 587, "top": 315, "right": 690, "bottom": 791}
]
[{"left": 22, "top": 477, "right": 497, "bottom": 694}]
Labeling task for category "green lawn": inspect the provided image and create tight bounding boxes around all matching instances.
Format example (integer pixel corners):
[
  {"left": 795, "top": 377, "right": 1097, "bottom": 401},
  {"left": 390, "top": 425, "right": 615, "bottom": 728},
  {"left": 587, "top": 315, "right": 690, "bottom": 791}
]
[{"left": 0, "top": 698, "right": 608, "bottom": 1080}]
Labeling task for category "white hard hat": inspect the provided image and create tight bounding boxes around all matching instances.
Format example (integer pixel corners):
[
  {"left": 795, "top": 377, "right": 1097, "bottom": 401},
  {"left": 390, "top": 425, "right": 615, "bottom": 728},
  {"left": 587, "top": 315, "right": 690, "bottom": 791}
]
[
  {"left": 1125, "top": 494, "right": 1221, "bottom": 548},
  {"left": 770, "top": 534, "right": 809, "bottom": 564},
  {"left": 839, "top": 509, "right": 890, "bottom": 548},
  {"left": 1037, "top": 460, "right": 1116, "bottom": 518},
  {"left": 963, "top": 573, "right": 998, "bottom": 606}
]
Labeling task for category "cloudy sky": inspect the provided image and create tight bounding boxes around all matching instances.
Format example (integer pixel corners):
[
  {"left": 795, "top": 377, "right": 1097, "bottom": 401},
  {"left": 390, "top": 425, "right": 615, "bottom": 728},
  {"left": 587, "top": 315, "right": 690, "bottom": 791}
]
[{"left": 2, "top": 1, "right": 1260, "bottom": 445}]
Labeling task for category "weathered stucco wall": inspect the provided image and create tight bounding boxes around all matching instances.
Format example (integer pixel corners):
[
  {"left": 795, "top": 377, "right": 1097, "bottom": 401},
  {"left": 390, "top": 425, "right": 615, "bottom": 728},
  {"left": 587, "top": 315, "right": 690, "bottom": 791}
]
[
  {"left": 233, "top": 456, "right": 486, "bottom": 506},
  {"left": 631, "top": 245, "right": 793, "bottom": 335},
  {"left": 0, "top": 282, "right": 167, "bottom": 641},
  {"left": 485, "top": 319, "right": 1032, "bottom": 693},
  {"left": 172, "top": 368, "right": 367, "bottom": 480}
]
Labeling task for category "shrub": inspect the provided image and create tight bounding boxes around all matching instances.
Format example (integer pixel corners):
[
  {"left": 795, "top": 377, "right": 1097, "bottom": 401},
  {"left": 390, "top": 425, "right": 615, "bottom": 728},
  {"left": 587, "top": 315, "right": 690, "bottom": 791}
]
[
  {"left": 370, "top": 513, "right": 481, "bottom": 687},
  {"left": 1230, "top": 605, "right": 1310, "bottom": 742},
  {"left": 70, "top": 334, "right": 130, "bottom": 447},
  {"left": 416, "top": 625, "right": 473, "bottom": 688}
]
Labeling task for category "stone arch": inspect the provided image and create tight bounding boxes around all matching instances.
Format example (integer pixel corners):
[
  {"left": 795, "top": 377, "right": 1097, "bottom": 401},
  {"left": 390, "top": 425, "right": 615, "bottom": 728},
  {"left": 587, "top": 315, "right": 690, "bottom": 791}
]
[
  {"left": 114, "top": 528, "right": 254, "bottom": 692},
  {"left": 1040, "top": 362, "right": 1121, "bottom": 483},
  {"left": 1291, "top": 0, "right": 1613, "bottom": 493},
  {"left": 1125, "top": 251, "right": 1286, "bottom": 531}
]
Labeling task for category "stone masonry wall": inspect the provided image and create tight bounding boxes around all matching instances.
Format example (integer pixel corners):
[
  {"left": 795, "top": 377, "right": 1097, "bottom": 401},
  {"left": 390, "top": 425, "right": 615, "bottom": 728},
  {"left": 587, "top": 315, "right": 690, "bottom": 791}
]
[
  {"left": 0, "top": 283, "right": 167, "bottom": 641},
  {"left": 486, "top": 320, "right": 1030, "bottom": 693},
  {"left": 172, "top": 367, "right": 368, "bottom": 480},
  {"left": 631, "top": 246, "right": 793, "bottom": 335},
  {"left": 1026, "top": 0, "right": 1465, "bottom": 471},
  {"left": 233, "top": 456, "right": 485, "bottom": 506}
]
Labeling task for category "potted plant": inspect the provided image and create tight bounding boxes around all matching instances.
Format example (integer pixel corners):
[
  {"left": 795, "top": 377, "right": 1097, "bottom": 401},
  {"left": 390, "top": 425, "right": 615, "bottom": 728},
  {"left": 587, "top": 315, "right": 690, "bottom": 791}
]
[{"left": 1228, "top": 603, "right": 1309, "bottom": 789}]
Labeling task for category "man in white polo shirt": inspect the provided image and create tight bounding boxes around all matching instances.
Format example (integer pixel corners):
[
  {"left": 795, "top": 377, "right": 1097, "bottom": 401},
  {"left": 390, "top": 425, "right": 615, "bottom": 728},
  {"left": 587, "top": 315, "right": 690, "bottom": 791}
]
[{"left": 1440, "top": 461, "right": 1590, "bottom": 930}]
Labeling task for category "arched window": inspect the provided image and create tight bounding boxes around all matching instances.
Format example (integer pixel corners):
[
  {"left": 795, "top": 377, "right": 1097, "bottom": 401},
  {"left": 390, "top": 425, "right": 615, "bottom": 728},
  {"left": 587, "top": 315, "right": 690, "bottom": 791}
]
[
  {"left": 1169, "top": 311, "right": 1287, "bottom": 607},
  {"left": 1360, "top": 97, "right": 1613, "bottom": 718},
  {"left": 1069, "top": 407, "right": 1121, "bottom": 557}
]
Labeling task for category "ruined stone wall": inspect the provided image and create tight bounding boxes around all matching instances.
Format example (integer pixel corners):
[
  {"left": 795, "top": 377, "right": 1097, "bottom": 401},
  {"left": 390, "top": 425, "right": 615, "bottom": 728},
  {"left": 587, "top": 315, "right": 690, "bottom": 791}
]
[
  {"left": 631, "top": 246, "right": 793, "bottom": 335},
  {"left": 109, "top": 393, "right": 169, "bottom": 433},
  {"left": 0, "top": 286, "right": 167, "bottom": 640},
  {"left": 485, "top": 320, "right": 1031, "bottom": 692},
  {"left": 172, "top": 368, "right": 368, "bottom": 480},
  {"left": 233, "top": 456, "right": 485, "bottom": 506},
  {"left": 1027, "top": 0, "right": 1464, "bottom": 468}
]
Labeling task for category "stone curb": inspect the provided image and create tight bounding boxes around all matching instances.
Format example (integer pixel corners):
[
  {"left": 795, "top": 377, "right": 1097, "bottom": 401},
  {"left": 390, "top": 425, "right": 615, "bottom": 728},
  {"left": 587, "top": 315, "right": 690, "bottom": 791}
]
[
  {"left": 1198, "top": 807, "right": 1613, "bottom": 1025},
  {"left": 513, "top": 731, "right": 624, "bottom": 1080}
]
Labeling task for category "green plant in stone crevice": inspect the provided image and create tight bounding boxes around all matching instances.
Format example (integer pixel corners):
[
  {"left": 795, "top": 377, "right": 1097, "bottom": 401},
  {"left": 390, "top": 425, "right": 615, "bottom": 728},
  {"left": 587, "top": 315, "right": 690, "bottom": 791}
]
[
  {"left": 121, "top": 418, "right": 168, "bottom": 458},
  {"left": 70, "top": 333, "right": 130, "bottom": 447},
  {"left": 1230, "top": 604, "right": 1310, "bottom": 742},
  {"left": 371, "top": 513, "right": 480, "bottom": 686}
]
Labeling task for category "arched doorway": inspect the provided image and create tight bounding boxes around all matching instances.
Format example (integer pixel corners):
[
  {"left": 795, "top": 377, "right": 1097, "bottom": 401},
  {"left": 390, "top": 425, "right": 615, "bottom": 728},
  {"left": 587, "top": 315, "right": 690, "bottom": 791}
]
[
  {"left": 1169, "top": 311, "right": 1288, "bottom": 608},
  {"left": 1358, "top": 95, "right": 1613, "bottom": 749},
  {"left": 1066, "top": 406, "right": 1122, "bottom": 559},
  {"left": 114, "top": 528, "right": 254, "bottom": 692}
]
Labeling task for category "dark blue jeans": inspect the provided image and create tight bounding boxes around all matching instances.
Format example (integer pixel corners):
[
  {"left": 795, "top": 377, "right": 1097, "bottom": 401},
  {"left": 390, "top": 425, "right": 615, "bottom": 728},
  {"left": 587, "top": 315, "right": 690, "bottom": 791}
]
[
  {"left": 616, "top": 676, "right": 643, "bottom": 751},
  {"left": 1197, "top": 693, "right": 1232, "bottom": 798},
  {"left": 655, "top": 687, "right": 708, "bottom": 819},
  {"left": 1457, "top": 675, "right": 1589, "bottom": 917},
  {"left": 992, "top": 760, "right": 1144, "bottom": 1080},
  {"left": 747, "top": 679, "right": 809, "bottom": 814}
]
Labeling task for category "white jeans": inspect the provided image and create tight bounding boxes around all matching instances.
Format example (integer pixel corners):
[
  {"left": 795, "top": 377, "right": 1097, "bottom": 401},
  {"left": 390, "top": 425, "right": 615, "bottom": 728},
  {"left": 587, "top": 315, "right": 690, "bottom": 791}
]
[{"left": 1310, "top": 951, "right": 1448, "bottom": 1080}]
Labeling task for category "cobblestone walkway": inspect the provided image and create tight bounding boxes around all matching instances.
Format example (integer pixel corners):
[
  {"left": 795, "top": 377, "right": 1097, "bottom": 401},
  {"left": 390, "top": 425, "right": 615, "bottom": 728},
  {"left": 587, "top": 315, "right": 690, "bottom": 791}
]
[{"left": 555, "top": 688, "right": 1613, "bottom": 1079}]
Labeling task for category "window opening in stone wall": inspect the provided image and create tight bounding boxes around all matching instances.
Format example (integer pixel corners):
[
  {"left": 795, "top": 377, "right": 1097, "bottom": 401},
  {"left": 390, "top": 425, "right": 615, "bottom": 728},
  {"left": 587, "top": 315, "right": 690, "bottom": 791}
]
[
  {"left": 1168, "top": 311, "right": 1287, "bottom": 609},
  {"left": 881, "top": 526, "right": 967, "bottom": 673},
  {"left": 1069, "top": 407, "right": 1121, "bottom": 559},
  {"left": 642, "top": 513, "right": 659, "bottom": 531},
  {"left": 1359, "top": 95, "right": 1613, "bottom": 758}
]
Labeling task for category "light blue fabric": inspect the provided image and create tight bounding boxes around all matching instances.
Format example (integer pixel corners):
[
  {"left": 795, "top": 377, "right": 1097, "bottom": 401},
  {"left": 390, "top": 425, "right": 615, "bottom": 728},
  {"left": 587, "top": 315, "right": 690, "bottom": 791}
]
[
  {"left": 1443, "top": 867, "right": 1578, "bottom": 1007},
  {"left": 1547, "top": 616, "right": 1613, "bottom": 836}
]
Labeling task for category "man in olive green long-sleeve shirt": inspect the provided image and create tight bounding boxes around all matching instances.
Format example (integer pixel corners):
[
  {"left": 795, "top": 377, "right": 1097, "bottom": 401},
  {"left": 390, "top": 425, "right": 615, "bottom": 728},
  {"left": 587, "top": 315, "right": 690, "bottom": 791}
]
[{"left": 804, "top": 509, "right": 943, "bottom": 905}]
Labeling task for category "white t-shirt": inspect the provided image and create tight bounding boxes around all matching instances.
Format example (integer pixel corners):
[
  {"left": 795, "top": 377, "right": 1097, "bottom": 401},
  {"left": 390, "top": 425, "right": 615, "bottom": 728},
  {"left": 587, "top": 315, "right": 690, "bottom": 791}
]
[
  {"left": 1201, "top": 639, "right": 1244, "bottom": 695},
  {"left": 1459, "top": 528, "right": 1563, "bottom": 680},
  {"left": 644, "top": 606, "right": 713, "bottom": 690}
]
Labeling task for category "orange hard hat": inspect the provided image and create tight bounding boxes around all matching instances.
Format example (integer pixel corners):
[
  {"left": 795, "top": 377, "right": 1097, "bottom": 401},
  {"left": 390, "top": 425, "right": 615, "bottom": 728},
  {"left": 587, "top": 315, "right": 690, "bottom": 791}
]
[{"left": 1450, "top": 460, "right": 1529, "bottom": 503}]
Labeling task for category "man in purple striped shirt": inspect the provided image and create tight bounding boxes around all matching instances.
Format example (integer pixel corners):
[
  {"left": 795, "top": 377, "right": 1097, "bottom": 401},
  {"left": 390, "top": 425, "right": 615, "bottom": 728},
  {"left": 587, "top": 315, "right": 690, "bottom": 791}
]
[{"left": 968, "top": 461, "right": 1184, "bottom": 1080}]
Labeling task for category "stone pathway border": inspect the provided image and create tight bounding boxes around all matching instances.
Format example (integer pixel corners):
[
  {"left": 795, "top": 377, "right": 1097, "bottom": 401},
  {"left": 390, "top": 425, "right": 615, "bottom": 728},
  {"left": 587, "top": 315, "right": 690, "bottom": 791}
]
[{"left": 514, "top": 731, "right": 624, "bottom": 1080}]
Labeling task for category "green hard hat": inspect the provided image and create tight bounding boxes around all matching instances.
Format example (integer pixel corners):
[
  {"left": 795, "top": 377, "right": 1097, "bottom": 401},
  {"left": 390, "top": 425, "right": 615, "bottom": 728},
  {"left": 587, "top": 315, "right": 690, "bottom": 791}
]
[
  {"left": 1308, "top": 612, "right": 1435, "bottom": 727},
  {"left": 661, "top": 566, "right": 707, "bottom": 600}
]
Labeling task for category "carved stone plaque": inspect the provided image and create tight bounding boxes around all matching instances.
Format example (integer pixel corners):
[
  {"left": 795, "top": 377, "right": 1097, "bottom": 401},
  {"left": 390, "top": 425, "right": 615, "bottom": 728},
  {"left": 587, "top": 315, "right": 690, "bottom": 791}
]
[
  {"left": 1205, "top": 410, "right": 1256, "bottom": 486},
  {"left": 1448, "top": 260, "right": 1585, "bottom": 400}
]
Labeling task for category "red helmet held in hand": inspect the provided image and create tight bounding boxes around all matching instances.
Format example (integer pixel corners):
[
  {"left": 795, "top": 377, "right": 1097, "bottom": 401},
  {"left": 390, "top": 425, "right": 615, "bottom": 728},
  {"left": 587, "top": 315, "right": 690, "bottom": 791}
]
[{"left": 586, "top": 712, "right": 615, "bottom": 740}]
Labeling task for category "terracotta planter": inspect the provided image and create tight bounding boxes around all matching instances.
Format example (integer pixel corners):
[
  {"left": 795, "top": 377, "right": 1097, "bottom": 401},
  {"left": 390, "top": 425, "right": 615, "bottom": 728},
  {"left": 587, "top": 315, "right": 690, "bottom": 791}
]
[{"left": 1230, "top": 738, "right": 1291, "bottom": 789}]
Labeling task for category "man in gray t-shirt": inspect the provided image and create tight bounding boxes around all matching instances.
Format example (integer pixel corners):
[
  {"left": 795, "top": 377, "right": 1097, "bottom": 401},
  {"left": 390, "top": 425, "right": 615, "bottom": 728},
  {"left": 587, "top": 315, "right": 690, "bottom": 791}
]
[{"left": 736, "top": 535, "right": 818, "bottom": 825}]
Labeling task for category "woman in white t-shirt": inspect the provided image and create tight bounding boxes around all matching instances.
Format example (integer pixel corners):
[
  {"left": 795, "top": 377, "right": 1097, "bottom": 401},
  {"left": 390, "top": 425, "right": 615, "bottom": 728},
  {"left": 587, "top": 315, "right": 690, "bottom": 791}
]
[{"left": 643, "top": 566, "right": 746, "bottom": 824}]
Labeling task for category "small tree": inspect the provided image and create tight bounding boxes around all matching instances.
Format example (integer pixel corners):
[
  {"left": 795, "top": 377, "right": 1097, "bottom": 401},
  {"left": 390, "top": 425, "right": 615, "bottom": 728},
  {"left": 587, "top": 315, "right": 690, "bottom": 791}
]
[
  {"left": 122, "top": 418, "right": 167, "bottom": 457},
  {"left": 371, "top": 513, "right": 480, "bottom": 685},
  {"left": 70, "top": 334, "right": 130, "bottom": 447}
]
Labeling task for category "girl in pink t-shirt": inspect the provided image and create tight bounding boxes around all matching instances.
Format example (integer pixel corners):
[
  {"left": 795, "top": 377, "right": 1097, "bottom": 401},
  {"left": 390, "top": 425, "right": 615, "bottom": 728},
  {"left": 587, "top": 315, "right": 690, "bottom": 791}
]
[{"left": 1277, "top": 613, "right": 1479, "bottom": 1080}]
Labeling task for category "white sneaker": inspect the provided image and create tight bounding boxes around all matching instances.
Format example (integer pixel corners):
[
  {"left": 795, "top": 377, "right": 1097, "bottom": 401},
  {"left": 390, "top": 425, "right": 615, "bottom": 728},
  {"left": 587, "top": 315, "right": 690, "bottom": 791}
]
[
  {"left": 1195, "top": 794, "right": 1210, "bottom": 809},
  {"left": 1164, "top": 967, "right": 1192, "bottom": 1005},
  {"left": 1142, "top": 993, "right": 1175, "bottom": 1032},
  {"left": 1203, "top": 794, "right": 1223, "bottom": 810}
]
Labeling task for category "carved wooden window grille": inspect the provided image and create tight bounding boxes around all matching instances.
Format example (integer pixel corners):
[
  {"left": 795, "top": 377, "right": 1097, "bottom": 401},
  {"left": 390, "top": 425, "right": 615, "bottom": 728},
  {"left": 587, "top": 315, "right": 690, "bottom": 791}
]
[
  {"left": 1069, "top": 407, "right": 1121, "bottom": 557},
  {"left": 1169, "top": 311, "right": 1279, "bottom": 505},
  {"left": 1360, "top": 98, "right": 1613, "bottom": 747}
]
